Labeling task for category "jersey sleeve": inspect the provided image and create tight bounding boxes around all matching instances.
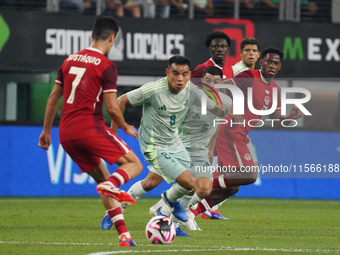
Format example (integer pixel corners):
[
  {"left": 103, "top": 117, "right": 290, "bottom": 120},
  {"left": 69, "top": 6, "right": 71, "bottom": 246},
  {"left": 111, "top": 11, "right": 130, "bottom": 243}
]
[
  {"left": 55, "top": 68, "right": 63, "bottom": 87},
  {"left": 232, "top": 70, "right": 254, "bottom": 92},
  {"left": 101, "top": 64, "right": 117, "bottom": 93},
  {"left": 128, "top": 78, "right": 167, "bottom": 106},
  {"left": 127, "top": 86, "right": 145, "bottom": 106}
]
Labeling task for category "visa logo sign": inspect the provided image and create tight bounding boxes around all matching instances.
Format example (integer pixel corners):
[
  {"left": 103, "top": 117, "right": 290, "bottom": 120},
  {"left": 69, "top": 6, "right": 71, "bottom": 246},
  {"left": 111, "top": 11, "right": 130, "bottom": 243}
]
[{"left": 46, "top": 143, "right": 95, "bottom": 185}]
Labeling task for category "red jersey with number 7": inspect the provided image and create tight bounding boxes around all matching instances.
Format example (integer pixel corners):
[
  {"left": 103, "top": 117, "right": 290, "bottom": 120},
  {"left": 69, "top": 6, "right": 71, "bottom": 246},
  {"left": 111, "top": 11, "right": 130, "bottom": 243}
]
[{"left": 55, "top": 47, "right": 117, "bottom": 143}]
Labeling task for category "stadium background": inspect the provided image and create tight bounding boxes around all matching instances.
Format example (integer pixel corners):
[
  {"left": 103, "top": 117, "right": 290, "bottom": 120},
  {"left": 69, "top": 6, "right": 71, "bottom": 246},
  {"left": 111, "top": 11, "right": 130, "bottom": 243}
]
[{"left": 0, "top": 1, "right": 339, "bottom": 200}]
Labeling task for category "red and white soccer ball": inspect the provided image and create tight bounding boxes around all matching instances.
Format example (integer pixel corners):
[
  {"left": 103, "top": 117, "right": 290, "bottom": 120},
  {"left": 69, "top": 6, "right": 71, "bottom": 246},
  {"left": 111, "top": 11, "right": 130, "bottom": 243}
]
[{"left": 145, "top": 216, "right": 176, "bottom": 244}]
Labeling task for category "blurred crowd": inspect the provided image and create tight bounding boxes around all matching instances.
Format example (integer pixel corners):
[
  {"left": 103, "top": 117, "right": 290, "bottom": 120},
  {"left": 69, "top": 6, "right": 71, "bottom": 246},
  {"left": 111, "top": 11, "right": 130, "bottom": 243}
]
[{"left": 0, "top": 0, "right": 332, "bottom": 21}]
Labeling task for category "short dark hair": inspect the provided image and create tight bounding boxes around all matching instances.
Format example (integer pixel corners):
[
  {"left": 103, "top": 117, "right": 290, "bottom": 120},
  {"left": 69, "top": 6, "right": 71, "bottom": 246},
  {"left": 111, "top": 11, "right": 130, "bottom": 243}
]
[
  {"left": 205, "top": 31, "right": 231, "bottom": 48},
  {"left": 92, "top": 16, "right": 119, "bottom": 41},
  {"left": 168, "top": 55, "right": 191, "bottom": 68},
  {"left": 202, "top": 66, "right": 223, "bottom": 79},
  {"left": 240, "top": 37, "right": 260, "bottom": 51},
  {"left": 261, "top": 47, "right": 284, "bottom": 61}
]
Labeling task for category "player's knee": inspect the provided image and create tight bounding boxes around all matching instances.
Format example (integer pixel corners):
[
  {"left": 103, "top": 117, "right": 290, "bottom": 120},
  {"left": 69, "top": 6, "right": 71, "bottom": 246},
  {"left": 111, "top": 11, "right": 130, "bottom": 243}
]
[
  {"left": 195, "top": 180, "right": 212, "bottom": 198},
  {"left": 135, "top": 160, "right": 143, "bottom": 174},
  {"left": 196, "top": 188, "right": 211, "bottom": 199}
]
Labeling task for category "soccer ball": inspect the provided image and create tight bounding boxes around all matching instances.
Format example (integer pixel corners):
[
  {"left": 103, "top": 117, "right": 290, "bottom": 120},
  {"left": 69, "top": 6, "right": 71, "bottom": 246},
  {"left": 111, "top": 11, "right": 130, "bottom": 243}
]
[{"left": 145, "top": 216, "right": 176, "bottom": 244}]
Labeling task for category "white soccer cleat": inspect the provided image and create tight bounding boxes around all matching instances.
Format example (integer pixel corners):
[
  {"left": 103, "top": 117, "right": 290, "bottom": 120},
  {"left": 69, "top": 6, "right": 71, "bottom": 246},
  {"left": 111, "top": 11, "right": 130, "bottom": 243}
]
[
  {"left": 149, "top": 199, "right": 166, "bottom": 216},
  {"left": 181, "top": 210, "right": 202, "bottom": 231}
]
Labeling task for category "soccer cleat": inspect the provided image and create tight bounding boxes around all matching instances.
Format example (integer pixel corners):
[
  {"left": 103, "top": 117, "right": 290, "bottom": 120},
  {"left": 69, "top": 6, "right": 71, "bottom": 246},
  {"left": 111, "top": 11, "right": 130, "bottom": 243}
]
[
  {"left": 181, "top": 210, "right": 202, "bottom": 231},
  {"left": 176, "top": 226, "right": 191, "bottom": 237},
  {"left": 200, "top": 210, "right": 229, "bottom": 220},
  {"left": 149, "top": 205, "right": 158, "bottom": 217},
  {"left": 100, "top": 214, "right": 113, "bottom": 230},
  {"left": 119, "top": 234, "right": 137, "bottom": 247},
  {"left": 200, "top": 211, "right": 212, "bottom": 219},
  {"left": 96, "top": 182, "right": 135, "bottom": 206},
  {"left": 161, "top": 191, "right": 188, "bottom": 222},
  {"left": 149, "top": 200, "right": 166, "bottom": 216},
  {"left": 210, "top": 211, "right": 230, "bottom": 220},
  {"left": 121, "top": 204, "right": 128, "bottom": 212},
  {"left": 155, "top": 207, "right": 166, "bottom": 217}
]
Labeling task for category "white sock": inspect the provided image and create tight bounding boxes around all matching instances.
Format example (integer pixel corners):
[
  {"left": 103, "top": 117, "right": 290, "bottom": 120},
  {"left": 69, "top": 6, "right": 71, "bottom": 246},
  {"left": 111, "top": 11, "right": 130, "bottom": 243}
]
[
  {"left": 189, "top": 192, "right": 203, "bottom": 208},
  {"left": 166, "top": 183, "right": 191, "bottom": 202},
  {"left": 127, "top": 181, "right": 146, "bottom": 201},
  {"left": 179, "top": 194, "right": 193, "bottom": 211}
]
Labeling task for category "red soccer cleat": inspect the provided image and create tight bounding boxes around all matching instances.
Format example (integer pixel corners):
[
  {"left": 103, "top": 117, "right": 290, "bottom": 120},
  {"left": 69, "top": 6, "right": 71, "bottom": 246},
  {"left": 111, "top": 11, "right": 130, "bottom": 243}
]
[
  {"left": 119, "top": 234, "right": 137, "bottom": 246},
  {"left": 96, "top": 182, "right": 135, "bottom": 206}
]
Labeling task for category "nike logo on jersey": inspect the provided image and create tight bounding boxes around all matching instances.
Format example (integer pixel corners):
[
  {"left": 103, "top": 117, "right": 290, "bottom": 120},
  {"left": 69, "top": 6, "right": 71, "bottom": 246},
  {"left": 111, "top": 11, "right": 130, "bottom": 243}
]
[{"left": 158, "top": 105, "right": 167, "bottom": 111}]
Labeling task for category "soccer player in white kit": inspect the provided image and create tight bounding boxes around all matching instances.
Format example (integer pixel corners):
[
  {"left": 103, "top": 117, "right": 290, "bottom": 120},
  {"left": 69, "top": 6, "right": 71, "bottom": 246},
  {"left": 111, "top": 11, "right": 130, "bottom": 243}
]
[
  {"left": 101, "top": 56, "right": 226, "bottom": 236},
  {"left": 150, "top": 66, "right": 233, "bottom": 231}
]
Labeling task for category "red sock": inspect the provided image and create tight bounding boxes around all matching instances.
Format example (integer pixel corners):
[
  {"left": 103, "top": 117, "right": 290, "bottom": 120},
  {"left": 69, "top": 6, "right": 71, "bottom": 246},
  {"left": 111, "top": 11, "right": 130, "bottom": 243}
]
[
  {"left": 213, "top": 174, "right": 229, "bottom": 189},
  {"left": 190, "top": 197, "right": 214, "bottom": 216},
  {"left": 107, "top": 207, "right": 128, "bottom": 236},
  {"left": 107, "top": 168, "right": 129, "bottom": 188}
]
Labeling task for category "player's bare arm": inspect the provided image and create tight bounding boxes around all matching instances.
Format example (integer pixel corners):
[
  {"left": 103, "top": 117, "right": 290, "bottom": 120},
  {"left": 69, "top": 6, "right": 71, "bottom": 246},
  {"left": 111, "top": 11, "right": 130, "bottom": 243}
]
[
  {"left": 105, "top": 93, "right": 138, "bottom": 139},
  {"left": 38, "top": 83, "right": 64, "bottom": 150},
  {"left": 269, "top": 105, "right": 304, "bottom": 128},
  {"left": 110, "top": 94, "right": 133, "bottom": 135}
]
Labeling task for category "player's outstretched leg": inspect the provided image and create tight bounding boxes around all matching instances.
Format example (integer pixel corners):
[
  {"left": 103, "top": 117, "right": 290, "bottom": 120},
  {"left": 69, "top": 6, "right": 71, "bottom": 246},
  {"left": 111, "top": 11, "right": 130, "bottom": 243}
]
[
  {"left": 161, "top": 188, "right": 188, "bottom": 222},
  {"left": 161, "top": 170, "right": 195, "bottom": 222},
  {"left": 101, "top": 182, "right": 144, "bottom": 230},
  {"left": 103, "top": 207, "right": 137, "bottom": 246},
  {"left": 90, "top": 153, "right": 142, "bottom": 244}
]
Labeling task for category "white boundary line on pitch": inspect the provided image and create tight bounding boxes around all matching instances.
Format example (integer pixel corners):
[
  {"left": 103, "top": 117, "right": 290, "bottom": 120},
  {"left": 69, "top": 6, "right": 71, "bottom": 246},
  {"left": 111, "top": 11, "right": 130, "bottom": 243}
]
[
  {"left": 1, "top": 241, "right": 339, "bottom": 254},
  {"left": 87, "top": 247, "right": 340, "bottom": 255},
  {"left": 0, "top": 241, "right": 197, "bottom": 248}
]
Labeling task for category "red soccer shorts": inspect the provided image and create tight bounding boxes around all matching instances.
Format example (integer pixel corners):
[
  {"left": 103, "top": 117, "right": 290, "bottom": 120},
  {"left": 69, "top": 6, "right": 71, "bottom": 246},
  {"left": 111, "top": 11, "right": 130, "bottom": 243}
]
[
  {"left": 61, "top": 129, "right": 131, "bottom": 173},
  {"left": 213, "top": 126, "right": 254, "bottom": 178}
]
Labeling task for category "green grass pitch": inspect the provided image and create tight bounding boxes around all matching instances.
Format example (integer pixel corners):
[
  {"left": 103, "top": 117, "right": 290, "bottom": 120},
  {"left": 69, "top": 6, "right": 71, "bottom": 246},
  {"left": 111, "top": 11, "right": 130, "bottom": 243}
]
[{"left": 0, "top": 197, "right": 339, "bottom": 255}]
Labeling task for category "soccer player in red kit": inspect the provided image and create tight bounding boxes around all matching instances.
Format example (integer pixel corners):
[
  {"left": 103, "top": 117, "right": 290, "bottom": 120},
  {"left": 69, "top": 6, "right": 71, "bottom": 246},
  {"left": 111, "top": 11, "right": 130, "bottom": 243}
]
[
  {"left": 38, "top": 16, "right": 143, "bottom": 246},
  {"left": 189, "top": 47, "right": 304, "bottom": 217},
  {"left": 191, "top": 31, "right": 234, "bottom": 81}
]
